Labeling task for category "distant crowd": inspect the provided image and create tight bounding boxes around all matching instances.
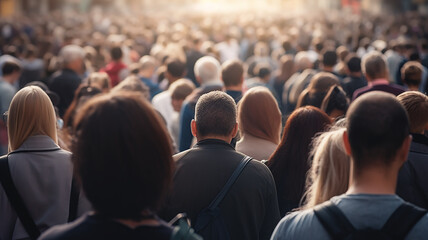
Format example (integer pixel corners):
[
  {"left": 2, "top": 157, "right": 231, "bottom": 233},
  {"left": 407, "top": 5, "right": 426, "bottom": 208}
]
[{"left": 1, "top": 8, "right": 428, "bottom": 240}]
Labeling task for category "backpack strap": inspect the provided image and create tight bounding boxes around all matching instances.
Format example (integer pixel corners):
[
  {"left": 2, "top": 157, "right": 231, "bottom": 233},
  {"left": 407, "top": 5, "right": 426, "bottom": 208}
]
[
  {"left": 381, "top": 202, "right": 427, "bottom": 240},
  {"left": 207, "top": 156, "right": 252, "bottom": 210},
  {"left": 313, "top": 200, "right": 356, "bottom": 240},
  {"left": 0, "top": 155, "right": 41, "bottom": 240}
]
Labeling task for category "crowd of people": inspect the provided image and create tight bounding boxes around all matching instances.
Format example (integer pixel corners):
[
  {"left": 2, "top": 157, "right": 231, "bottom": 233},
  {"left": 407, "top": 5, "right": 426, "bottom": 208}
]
[{"left": 1, "top": 6, "right": 428, "bottom": 240}]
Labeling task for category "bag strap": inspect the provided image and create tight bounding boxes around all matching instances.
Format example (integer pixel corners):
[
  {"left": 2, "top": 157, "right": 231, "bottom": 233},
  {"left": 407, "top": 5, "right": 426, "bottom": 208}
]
[
  {"left": 0, "top": 155, "right": 41, "bottom": 239},
  {"left": 313, "top": 200, "right": 356, "bottom": 239},
  {"left": 381, "top": 202, "right": 427, "bottom": 240},
  {"left": 207, "top": 156, "right": 252, "bottom": 210},
  {"left": 170, "top": 214, "right": 203, "bottom": 240}
]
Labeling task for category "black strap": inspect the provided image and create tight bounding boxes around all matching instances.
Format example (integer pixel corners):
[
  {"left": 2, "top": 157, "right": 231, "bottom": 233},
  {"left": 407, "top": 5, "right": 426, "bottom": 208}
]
[
  {"left": 314, "top": 200, "right": 428, "bottom": 240},
  {"left": 381, "top": 202, "right": 427, "bottom": 240},
  {"left": 313, "top": 201, "right": 355, "bottom": 240},
  {"left": 0, "top": 155, "right": 41, "bottom": 239},
  {"left": 207, "top": 156, "right": 252, "bottom": 210}
]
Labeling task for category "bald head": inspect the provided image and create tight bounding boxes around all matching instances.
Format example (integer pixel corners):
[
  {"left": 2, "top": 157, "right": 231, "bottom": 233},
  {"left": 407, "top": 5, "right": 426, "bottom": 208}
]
[{"left": 346, "top": 92, "right": 409, "bottom": 168}]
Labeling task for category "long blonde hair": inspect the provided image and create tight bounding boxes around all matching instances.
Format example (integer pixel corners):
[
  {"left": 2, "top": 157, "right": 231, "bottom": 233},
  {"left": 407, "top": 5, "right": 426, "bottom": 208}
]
[
  {"left": 8, "top": 86, "right": 58, "bottom": 151},
  {"left": 303, "top": 126, "right": 350, "bottom": 209}
]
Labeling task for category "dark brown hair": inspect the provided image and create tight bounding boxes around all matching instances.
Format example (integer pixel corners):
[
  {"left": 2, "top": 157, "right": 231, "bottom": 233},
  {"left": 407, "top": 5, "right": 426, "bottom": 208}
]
[
  {"left": 72, "top": 92, "right": 174, "bottom": 220},
  {"left": 267, "top": 106, "right": 332, "bottom": 215}
]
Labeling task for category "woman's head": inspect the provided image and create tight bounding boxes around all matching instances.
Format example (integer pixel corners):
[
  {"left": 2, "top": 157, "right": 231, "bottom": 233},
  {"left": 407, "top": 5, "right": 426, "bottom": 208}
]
[
  {"left": 8, "top": 86, "right": 57, "bottom": 151},
  {"left": 238, "top": 87, "right": 281, "bottom": 144},
  {"left": 72, "top": 92, "right": 173, "bottom": 220},
  {"left": 296, "top": 72, "right": 340, "bottom": 109},
  {"left": 303, "top": 126, "right": 350, "bottom": 209},
  {"left": 267, "top": 106, "right": 332, "bottom": 211}
]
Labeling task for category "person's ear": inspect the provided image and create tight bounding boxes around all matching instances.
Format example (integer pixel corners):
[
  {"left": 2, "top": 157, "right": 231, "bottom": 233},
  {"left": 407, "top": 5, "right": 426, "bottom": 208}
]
[
  {"left": 343, "top": 131, "right": 352, "bottom": 156},
  {"left": 230, "top": 122, "right": 239, "bottom": 139},
  {"left": 398, "top": 134, "right": 412, "bottom": 164},
  {"left": 191, "top": 120, "right": 197, "bottom": 137}
]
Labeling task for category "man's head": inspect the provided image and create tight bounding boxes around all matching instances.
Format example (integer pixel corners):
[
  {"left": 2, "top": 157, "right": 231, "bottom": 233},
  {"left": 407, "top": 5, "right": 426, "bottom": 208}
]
[
  {"left": 344, "top": 92, "right": 410, "bottom": 174},
  {"left": 191, "top": 91, "right": 238, "bottom": 142},
  {"left": 321, "top": 49, "right": 337, "bottom": 70},
  {"left": 194, "top": 56, "right": 222, "bottom": 85},
  {"left": 170, "top": 79, "right": 196, "bottom": 112},
  {"left": 401, "top": 61, "right": 423, "bottom": 90},
  {"left": 345, "top": 54, "right": 361, "bottom": 74},
  {"left": 397, "top": 91, "right": 428, "bottom": 134},
  {"left": 1, "top": 60, "right": 21, "bottom": 83},
  {"left": 221, "top": 59, "right": 244, "bottom": 89},
  {"left": 165, "top": 58, "right": 186, "bottom": 84},
  {"left": 361, "top": 51, "right": 388, "bottom": 81},
  {"left": 139, "top": 55, "right": 156, "bottom": 78},
  {"left": 110, "top": 46, "right": 123, "bottom": 61},
  {"left": 60, "top": 45, "right": 85, "bottom": 74}
]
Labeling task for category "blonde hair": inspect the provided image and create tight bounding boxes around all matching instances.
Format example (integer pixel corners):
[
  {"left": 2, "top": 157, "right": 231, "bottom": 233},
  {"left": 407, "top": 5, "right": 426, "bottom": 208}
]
[
  {"left": 238, "top": 86, "right": 281, "bottom": 144},
  {"left": 86, "top": 72, "right": 111, "bottom": 92},
  {"left": 8, "top": 86, "right": 58, "bottom": 151},
  {"left": 303, "top": 126, "right": 350, "bottom": 209}
]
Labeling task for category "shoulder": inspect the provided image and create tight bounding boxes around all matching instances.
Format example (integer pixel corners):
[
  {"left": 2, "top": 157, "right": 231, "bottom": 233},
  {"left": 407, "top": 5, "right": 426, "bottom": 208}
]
[
  {"left": 39, "top": 215, "right": 91, "bottom": 240},
  {"left": 271, "top": 209, "right": 327, "bottom": 240},
  {"left": 407, "top": 212, "right": 428, "bottom": 239}
]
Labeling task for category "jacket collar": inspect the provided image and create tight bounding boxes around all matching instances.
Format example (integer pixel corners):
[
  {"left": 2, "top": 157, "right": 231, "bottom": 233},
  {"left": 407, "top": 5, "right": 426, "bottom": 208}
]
[
  {"left": 194, "top": 138, "right": 234, "bottom": 150},
  {"left": 11, "top": 135, "right": 60, "bottom": 153}
]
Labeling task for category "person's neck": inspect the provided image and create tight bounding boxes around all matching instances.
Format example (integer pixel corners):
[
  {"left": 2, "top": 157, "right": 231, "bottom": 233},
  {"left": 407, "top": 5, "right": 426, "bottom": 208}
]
[
  {"left": 115, "top": 218, "right": 160, "bottom": 228},
  {"left": 2, "top": 75, "right": 15, "bottom": 85},
  {"left": 197, "top": 135, "right": 232, "bottom": 144},
  {"left": 350, "top": 72, "right": 362, "bottom": 78},
  {"left": 347, "top": 165, "right": 397, "bottom": 195},
  {"left": 226, "top": 85, "right": 242, "bottom": 91},
  {"left": 323, "top": 66, "right": 334, "bottom": 72}
]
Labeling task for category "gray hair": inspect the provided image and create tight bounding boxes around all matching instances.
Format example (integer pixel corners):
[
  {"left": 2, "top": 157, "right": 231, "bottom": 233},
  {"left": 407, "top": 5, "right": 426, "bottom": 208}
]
[
  {"left": 59, "top": 45, "right": 85, "bottom": 65},
  {"left": 194, "top": 56, "right": 222, "bottom": 85}
]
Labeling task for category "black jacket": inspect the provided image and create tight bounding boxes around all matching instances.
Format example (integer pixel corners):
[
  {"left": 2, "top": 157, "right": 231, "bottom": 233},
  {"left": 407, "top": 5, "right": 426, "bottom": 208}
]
[
  {"left": 161, "top": 139, "right": 280, "bottom": 240},
  {"left": 396, "top": 134, "right": 428, "bottom": 209}
]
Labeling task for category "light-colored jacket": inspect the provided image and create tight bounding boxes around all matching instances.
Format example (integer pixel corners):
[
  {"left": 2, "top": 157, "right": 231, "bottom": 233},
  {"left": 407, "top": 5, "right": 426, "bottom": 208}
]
[
  {"left": 0, "top": 135, "right": 91, "bottom": 240},
  {"left": 236, "top": 134, "right": 278, "bottom": 161}
]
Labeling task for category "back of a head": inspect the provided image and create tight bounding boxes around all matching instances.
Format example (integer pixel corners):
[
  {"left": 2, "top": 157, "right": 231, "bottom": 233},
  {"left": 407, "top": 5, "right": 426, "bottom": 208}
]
[
  {"left": 304, "top": 126, "right": 349, "bottom": 208},
  {"left": 8, "top": 86, "right": 57, "bottom": 151},
  {"left": 111, "top": 75, "right": 150, "bottom": 100},
  {"left": 2, "top": 60, "right": 21, "bottom": 76},
  {"left": 346, "top": 92, "right": 409, "bottom": 170},
  {"left": 87, "top": 72, "right": 111, "bottom": 92},
  {"left": 170, "top": 78, "right": 196, "bottom": 100},
  {"left": 297, "top": 72, "right": 340, "bottom": 109},
  {"left": 60, "top": 45, "right": 85, "bottom": 66},
  {"left": 110, "top": 46, "right": 123, "bottom": 61},
  {"left": 167, "top": 58, "right": 187, "bottom": 79},
  {"left": 194, "top": 56, "right": 221, "bottom": 85},
  {"left": 268, "top": 106, "right": 332, "bottom": 204},
  {"left": 72, "top": 92, "right": 173, "bottom": 220},
  {"left": 238, "top": 86, "right": 281, "bottom": 144},
  {"left": 221, "top": 59, "right": 244, "bottom": 87},
  {"left": 294, "top": 51, "right": 313, "bottom": 71},
  {"left": 361, "top": 51, "right": 388, "bottom": 80},
  {"left": 322, "top": 49, "right": 338, "bottom": 68},
  {"left": 401, "top": 61, "right": 423, "bottom": 88},
  {"left": 139, "top": 55, "right": 156, "bottom": 71},
  {"left": 195, "top": 91, "right": 236, "bottom": 138},
  {"left": 321, "top": 85, "right": 349, "bottom": 118},
  {"left": 345, "top": 54, "right": 361, "bottom": 73},
  {"left": 397, "top": 91, "right": 428, "bottom": 134}
]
